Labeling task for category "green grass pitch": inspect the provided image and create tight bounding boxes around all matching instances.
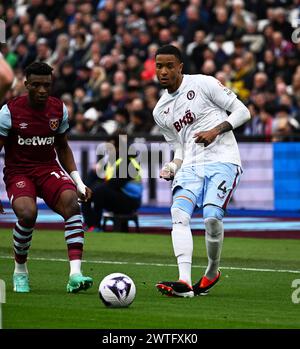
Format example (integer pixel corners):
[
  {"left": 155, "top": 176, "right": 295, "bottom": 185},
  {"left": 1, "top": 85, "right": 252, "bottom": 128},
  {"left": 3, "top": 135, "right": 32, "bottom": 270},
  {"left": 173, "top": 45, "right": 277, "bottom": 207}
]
[{"left": 0, "top": 228, "right": 299, "bottom": 329}]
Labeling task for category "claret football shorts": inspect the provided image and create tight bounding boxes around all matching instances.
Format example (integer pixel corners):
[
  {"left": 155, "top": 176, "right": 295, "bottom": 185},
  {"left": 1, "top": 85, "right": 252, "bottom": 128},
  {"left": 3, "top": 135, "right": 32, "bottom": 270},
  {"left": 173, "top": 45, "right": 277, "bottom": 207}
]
[{"left": 4, "top": 163, "right": 76, "bottom": 209}]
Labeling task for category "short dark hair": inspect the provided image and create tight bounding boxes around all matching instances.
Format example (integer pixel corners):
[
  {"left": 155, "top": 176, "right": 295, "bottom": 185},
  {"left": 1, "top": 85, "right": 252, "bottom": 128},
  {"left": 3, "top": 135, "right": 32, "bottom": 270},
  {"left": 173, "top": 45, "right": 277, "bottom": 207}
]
[
  {"left": 155, "top": 45, "right": 183, "bottom": 63},
  {"left": 25, "top": 62, "right": 53, "bottom": 78}
]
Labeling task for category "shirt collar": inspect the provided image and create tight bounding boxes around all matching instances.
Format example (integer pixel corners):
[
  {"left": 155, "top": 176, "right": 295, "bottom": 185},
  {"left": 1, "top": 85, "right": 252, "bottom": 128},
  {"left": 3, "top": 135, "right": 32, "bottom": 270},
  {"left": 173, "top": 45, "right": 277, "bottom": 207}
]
[{"left": 167, "top": 74, "right": 186, "bottom": 97}]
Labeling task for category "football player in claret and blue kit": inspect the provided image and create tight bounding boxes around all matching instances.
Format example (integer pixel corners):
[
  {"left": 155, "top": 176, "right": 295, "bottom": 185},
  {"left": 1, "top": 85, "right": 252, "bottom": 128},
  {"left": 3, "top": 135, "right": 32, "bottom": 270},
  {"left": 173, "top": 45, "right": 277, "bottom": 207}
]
[{"left": 0, "top": 62, "right": 93, "bottom": 294}]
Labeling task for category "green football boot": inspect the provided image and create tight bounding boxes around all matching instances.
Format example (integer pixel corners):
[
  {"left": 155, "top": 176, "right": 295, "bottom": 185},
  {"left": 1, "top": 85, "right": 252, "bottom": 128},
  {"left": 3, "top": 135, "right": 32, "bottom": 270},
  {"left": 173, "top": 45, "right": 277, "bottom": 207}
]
[
  {"left": 13, "top": 273, "right": 30, "bottom": 293},
  {"left": 67, "top": 273, "right": 93, "bottom": 293}
]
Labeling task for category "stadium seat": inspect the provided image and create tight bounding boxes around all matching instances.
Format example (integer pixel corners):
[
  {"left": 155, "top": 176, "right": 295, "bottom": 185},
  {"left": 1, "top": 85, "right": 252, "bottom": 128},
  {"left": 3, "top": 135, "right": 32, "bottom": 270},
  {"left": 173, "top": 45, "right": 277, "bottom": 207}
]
[{"left": 102, "top": 211, "right": 140, "bottom": 233}]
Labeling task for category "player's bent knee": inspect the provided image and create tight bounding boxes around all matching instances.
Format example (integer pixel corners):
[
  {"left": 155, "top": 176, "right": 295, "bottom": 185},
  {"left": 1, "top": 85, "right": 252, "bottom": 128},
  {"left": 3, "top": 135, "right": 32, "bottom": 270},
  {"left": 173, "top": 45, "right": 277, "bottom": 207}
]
[
  {"left": 66, "top": 202, "right": 81, "bottom": 218},
  {"left": 18, "top": 207, "right": 37, "bottom": 226},
  {"left": 63, "top": 200, "right": 81, "bottom": 220},
  {"left": 55, "top": 190, "right": 81, "bottom": 219},
  {"left": 203, "top": 205, "right": 224, "bottom": 221},
  {"left": 171, "top": 207, "right": 191, "bottom": 226},
  {"left": 204, "top": 217, "right": 223, "bottom": 239},
  {"left": 203, "top": 205, "right": 224, "bottom": 239}
]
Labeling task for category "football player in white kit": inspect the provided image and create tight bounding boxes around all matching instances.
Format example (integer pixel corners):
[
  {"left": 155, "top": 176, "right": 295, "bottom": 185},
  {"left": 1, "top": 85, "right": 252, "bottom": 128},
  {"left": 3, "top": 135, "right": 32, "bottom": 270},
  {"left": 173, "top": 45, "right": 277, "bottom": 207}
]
[
  {"left": 0, "top": 52, "right": 14, "bottom": 215},
  {"left": 0, "top": 52, "right": 14, "bottom": 104},
  {"left": 153, "top": 45, "right": 251, "bottom": 297}
]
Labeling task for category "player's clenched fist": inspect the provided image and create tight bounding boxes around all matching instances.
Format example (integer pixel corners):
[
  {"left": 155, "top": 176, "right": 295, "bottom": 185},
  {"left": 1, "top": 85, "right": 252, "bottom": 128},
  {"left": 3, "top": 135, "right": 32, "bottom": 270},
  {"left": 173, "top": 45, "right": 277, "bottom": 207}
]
[
  {"left": 78, "top": 186, "right": 93, "bottom": 203},
  {"left": 160, "top": 162, "right": 178, "bottom": 181}
]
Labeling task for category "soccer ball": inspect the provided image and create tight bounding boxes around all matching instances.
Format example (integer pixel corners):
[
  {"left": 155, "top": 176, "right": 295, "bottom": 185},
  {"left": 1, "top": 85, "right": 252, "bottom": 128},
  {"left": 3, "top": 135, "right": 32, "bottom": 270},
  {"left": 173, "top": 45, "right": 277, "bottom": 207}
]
[{"left": 99, "top": 273, "right": 136, "bottom": 308}]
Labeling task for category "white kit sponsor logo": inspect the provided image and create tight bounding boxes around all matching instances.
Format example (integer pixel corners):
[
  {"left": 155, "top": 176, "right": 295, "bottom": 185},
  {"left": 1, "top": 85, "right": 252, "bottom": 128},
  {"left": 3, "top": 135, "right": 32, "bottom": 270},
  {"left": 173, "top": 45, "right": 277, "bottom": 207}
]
[{"left": 17, "top": 135, "right": 55, "bottom": 146}]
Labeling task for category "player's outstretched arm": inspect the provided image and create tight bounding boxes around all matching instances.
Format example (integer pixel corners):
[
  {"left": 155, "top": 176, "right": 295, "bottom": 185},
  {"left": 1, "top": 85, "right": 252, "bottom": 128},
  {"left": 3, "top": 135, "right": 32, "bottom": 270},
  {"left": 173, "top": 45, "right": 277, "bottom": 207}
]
[
  {"left": 0, "top": 54, "right": 14, "bottom": 103},
  {"left": 55, "top": 133, "right": 92, "bottom": 202}
]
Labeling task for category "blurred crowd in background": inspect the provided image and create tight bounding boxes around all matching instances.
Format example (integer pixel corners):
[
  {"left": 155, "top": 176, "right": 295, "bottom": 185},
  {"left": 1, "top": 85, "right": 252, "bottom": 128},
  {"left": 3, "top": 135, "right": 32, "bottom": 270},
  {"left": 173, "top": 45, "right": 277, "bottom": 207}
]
[{"left": 1, "top": 0, "right": 300, "bottom": 140}]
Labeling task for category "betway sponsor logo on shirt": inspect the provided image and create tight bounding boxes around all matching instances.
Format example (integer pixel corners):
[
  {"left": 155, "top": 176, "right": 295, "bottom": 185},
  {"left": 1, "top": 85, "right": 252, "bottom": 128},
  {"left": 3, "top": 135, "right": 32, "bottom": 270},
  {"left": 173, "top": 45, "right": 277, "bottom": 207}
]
[{"left": 17, "top": 135, "right": 55, "bottom": 146}]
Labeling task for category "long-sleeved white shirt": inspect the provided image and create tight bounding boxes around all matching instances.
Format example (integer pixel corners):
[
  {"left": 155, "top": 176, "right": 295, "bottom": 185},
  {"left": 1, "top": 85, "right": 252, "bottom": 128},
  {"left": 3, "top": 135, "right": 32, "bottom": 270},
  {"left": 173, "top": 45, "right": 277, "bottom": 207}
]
[{"left": 153, "top": 74, "right": 250, "bottom": 167}]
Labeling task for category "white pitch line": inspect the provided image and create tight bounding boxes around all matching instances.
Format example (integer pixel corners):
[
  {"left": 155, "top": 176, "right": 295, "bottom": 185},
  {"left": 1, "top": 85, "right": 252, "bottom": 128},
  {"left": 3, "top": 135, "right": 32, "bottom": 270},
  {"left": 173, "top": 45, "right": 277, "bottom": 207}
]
[{"left": 0, "top": 255, "right": 299, "bottom": 274}]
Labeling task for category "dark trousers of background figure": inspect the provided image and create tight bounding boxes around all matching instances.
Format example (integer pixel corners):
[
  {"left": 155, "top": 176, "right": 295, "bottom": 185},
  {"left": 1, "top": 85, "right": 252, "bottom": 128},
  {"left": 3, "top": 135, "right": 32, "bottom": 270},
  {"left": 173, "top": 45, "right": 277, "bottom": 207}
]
[{"left": 81, "top": 181, "right": 141, "bottom": 229}]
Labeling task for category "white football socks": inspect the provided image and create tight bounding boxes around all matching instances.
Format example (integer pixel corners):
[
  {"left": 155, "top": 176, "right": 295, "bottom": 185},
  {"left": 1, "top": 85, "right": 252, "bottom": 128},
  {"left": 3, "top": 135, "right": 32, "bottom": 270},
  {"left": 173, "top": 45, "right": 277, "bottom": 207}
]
[
  {"left": 177, "top": 261, "right": 192, "bottom": 286},
  {"left": 204, "top": 217, "right": 224, "bottom": 280},
  {"left": 70, "top": 259, "right": 82, "bottom": 276},
  {"left": 14, "top": 261, "right": 28, "bottom": 274},
  {"left": 171, "top": 208, "right": 193, "bottom": 286}
]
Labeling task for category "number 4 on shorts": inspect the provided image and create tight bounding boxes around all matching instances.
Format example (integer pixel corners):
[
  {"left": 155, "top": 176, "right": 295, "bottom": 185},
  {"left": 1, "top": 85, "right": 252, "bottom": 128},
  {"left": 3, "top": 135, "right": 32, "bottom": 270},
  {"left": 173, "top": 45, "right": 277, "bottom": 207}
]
[{"left": 218, "top": 180, "right": 227, "bottom": 194}]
